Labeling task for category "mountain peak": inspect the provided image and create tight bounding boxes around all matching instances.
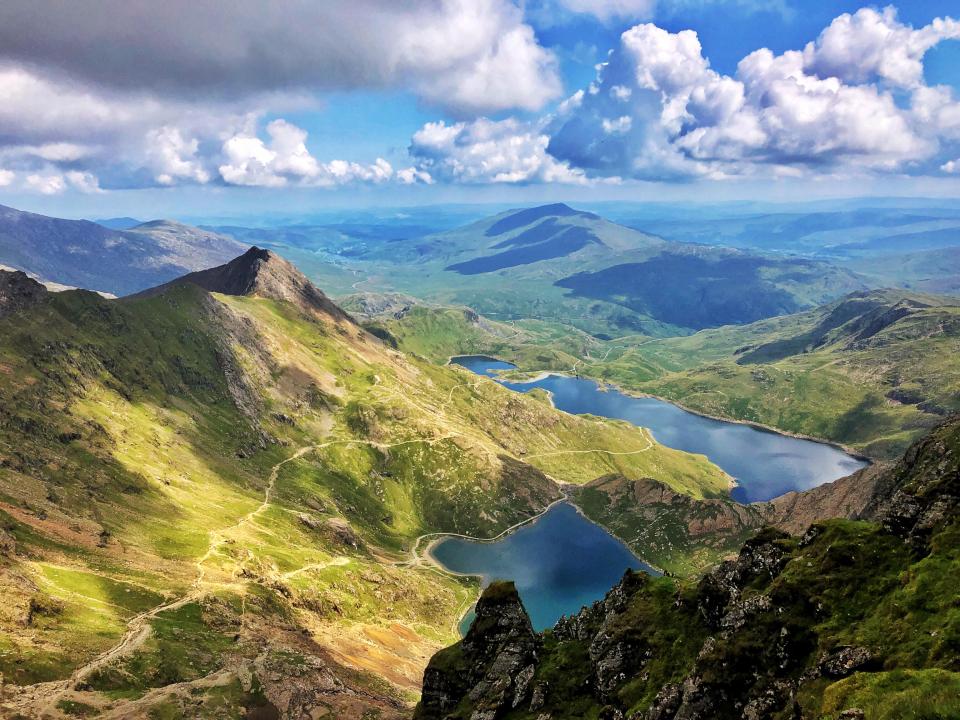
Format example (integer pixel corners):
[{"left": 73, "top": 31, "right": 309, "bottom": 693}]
[
  {"left": 133, "top": 247, "right": 351, "bottom": 322},
  {"left": 485, "top": 202, "right": 594, "bottom": 237}
]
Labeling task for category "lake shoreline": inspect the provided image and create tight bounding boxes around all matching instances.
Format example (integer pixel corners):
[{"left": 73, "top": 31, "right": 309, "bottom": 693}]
[
  {"left": 449, "top": 355, "right": 873, "bottom": 467},
  {"left": 416, "top": 495, "right": 660, "bottom": 634}
]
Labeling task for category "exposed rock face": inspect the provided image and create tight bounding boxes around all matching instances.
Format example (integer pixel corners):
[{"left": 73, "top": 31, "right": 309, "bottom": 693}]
[
  {"left": 695, "top": 528, "right": 790, "bottom": 629},
  {"left": 862, "top": 416, "right": 960, "bottom": 547},
  {"left": 415, "top": 581, "right": 541, "bottom": 720},
  {"left": 0, "top": 270, "right": 47, "bottom": 318},
  {"left": 133, "top": 247, "right": 352, "bottom": 322},
  {"left": 764, "top": 463, "right": 883, "bottom": 534}
]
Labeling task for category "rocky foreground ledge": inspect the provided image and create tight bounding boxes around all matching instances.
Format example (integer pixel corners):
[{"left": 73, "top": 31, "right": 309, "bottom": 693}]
[{"left": 415, "top": 416, "right": 960, "bottom": 720}]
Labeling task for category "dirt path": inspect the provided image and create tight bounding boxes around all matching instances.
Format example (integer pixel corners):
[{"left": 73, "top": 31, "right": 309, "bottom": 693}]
[
  {"left": 24, "top": 427, "right": 481, "bottom": 716},
  {"left": 521, "top": 429, "right": 654, "bottom": 460},
  {"left": 25, "top": 442, "right": 322, "bottom": 717}
]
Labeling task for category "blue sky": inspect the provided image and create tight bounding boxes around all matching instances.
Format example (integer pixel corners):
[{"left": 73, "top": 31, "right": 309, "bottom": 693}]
[{"left": 0, "top": 0, "right": 958, "bottom": 218}]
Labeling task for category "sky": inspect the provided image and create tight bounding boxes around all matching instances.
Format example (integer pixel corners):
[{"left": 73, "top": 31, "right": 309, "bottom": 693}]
[{"left": 0, "top": 0, "right": 959, "bottom": 219}]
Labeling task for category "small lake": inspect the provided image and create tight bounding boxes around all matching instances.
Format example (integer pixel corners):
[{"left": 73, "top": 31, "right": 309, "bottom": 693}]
[
  {"left": 430, "top": 502, "right": 654, "bottom": 632},
  {"left": 452, "top": 355, "right": 868, "bottom": 503}
]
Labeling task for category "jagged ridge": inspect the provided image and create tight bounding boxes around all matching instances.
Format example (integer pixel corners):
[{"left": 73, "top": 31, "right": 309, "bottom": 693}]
[
  {"left": 0, "top": 269, "right": 47, "bottom": 318},
  {"left": 132, "top": 246, "right": 351, "bottom": 322}
]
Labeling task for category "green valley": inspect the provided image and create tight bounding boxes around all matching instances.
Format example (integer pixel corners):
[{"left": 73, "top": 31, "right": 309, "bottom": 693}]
[{"left": 363, "top": 288, "right": 960, "bottom": 461}]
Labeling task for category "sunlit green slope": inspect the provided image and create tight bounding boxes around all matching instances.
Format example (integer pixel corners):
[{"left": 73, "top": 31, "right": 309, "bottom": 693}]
[{"left": 0, "top": 250, "right": 727, "bottom": 719}]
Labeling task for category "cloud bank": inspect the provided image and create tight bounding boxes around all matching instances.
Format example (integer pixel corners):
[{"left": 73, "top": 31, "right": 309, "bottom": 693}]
[
  {"left": 542, "top": 7, "right": 960, "bottom": 181},
  {"left": 0, "top": 3, "right": 958, "bottom": 194},
  {"left": 0, "top": 0, "right": 559, "bottom": 193}
]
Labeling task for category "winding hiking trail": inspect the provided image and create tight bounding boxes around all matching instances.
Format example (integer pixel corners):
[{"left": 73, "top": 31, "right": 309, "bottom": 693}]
[
  {"left": 21, "top": 424, "right": 483, "bottom": 717},
  {"left": 28, "top": 444, "right": 316, "bottom": 717},
  {"left": 10, "top": 361, "right": 668, "bottom": 717}
]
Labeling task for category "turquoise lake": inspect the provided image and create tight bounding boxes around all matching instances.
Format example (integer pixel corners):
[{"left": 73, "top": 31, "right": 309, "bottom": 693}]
[{"left": 431, "top": 355, "right": 869, "bottom": 633}]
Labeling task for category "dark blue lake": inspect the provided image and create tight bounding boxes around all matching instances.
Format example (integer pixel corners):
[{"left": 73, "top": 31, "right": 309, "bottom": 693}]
[
  {"left": 452, "top": 355, "right": 867, "bottom": 503},
  {"left": 430, "top": 502, "right": 653, "bottom": 632}
]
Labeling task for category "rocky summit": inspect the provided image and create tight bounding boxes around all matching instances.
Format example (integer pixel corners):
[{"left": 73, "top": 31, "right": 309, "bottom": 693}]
[{"left": 132, "top": 245, "right": 351, "bottom": 321}]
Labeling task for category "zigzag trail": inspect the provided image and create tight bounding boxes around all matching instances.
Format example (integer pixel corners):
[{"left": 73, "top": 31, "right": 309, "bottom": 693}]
[
  {"left": 24, "top": 431, "right": 460, "bottom": 717},
  {"left": 13, "top": 369, "right": 659, "bottom": 715}
]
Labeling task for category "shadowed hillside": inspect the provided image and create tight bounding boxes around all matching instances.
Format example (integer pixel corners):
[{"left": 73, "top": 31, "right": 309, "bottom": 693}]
[{"left": 0, "top": 204, "right": 246, "bottom": 295}]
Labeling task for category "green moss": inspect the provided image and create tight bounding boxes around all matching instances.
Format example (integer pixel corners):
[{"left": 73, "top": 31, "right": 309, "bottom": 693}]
[{"left": 821, "top": 669, "right": 960, "bottom": 719}]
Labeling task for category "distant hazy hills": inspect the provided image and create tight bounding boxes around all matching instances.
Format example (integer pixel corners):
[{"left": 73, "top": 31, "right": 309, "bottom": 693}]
[
  {"left": 0, "top": 204, "right": 246, "bottom": 295},
  {"left": 340, "top": 202, "right": 868, "bottom": 335}
]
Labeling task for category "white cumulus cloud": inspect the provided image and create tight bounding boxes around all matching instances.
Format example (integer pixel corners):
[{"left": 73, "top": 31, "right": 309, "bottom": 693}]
[
  {"left": 219, "top": 119, "right": 399, "bottom": 188},
  {"left": 802, "top": 7, "right": 960, "bottom": 89},
  {"left": 546, "top": 8, "right": 960, "bottom": 181},
  {"left": 147, "top": 127, "right": 211, "bottom": 186},
  {"left": 408, "top": 118, "right": 587, "bottom": 184}
]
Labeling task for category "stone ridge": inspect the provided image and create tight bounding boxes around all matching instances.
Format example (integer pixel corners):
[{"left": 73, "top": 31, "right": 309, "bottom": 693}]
[{"left": 416, "top": 581, "right": 541, "bottom": 720}]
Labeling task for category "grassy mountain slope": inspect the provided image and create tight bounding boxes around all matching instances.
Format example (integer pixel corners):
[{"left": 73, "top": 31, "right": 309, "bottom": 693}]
[
  {"left": 369, "top": 289, "right": 960, "bottom": 460},
  {"left": 0, "top": 204, "right": 245, "bottom": 295},
  {"left": 606, "top": 290, "right": 960, "bottom": 459},
  {"left": 0, "top": 252, "right": 728, "bottom": 718},
  {"left": 416, "top": 415, "right": 960, "bottom": 720}
]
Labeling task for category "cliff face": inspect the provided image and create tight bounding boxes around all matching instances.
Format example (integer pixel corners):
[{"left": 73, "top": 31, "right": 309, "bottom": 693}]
[
  {"left": 416, "top": 417, "right": 960, "bottom": 720},
  {"left": 416, "top": 581, "right": 541, "bottom": 720}
]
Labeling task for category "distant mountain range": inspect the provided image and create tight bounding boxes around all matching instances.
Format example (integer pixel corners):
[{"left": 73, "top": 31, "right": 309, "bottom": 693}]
[
  {"left": 317, "top": 202, "right": 869, "bottom": 336},
  {"left": 6, "top": 202, "right": 958, "bottom": 337},
  {"left": 0, "top": 204, "right": 246, "bottom": 295}
]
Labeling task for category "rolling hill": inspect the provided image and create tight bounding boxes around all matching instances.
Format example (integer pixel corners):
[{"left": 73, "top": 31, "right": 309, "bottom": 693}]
[
  {"left": 0, "top": 250, "right": 732, "bottom": 718},
  {"left": 388, "top": 203, "right": 867, "bottom": 335},
  {"left": 0, "top": 204, "right": 246, "bottom": 295}
]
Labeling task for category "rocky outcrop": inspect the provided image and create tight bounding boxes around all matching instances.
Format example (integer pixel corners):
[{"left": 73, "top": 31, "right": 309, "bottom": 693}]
[
  {"left": 415, "top": 581, "right": 541, "bottom": 720},
  {"left": 0, "top": 270, "right": 47, "bottom": 318},
  {"left": 862, "top": 415, "right": 960, "bottom": 547}
]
